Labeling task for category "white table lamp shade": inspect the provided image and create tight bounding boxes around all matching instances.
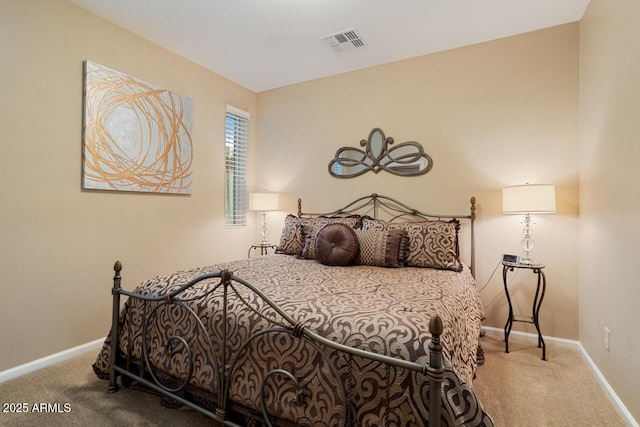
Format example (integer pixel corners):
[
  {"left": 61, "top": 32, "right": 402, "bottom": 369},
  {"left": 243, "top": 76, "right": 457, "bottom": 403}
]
[
  {"left": 502, "top": 185, "right": 556, "bottom": 214},
  {"left": 249, "top": 192, "right": 280, "bottom": 212}
]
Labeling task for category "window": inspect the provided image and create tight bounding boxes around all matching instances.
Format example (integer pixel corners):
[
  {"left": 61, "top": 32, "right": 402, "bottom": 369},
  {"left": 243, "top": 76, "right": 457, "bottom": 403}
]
[{"left": 224, "top": 106, "right": 249, "bottom": 226}]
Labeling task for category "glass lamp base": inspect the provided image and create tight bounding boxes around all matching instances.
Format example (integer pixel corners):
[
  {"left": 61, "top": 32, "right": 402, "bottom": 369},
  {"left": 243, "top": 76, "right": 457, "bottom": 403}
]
[{"left": 521, "top": 225, "right": 535, "bottom": 264}]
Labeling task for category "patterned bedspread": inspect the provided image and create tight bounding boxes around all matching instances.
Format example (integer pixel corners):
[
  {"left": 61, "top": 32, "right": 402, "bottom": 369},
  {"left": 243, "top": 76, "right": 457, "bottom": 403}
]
[{"left": 94, "top": 254, "right": 492, "bottom": 426}]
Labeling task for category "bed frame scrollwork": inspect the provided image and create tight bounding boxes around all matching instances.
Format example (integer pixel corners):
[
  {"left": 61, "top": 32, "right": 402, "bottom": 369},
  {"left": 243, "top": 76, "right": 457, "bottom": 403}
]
[{"left": 107, "top": 260, "right": 445, "bottom": 426}]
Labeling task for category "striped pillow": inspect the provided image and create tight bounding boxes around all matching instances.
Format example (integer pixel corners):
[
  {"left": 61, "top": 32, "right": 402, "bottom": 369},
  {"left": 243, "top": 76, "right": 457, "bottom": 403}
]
[{"left": 353, "top": 229, "right": 409, "bottom": 268}]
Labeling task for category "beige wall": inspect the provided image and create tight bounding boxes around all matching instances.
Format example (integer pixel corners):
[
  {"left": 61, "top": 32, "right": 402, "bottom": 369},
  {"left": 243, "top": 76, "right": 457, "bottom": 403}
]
[
  {"left": 580, "top": 0, "right": 640, "bottom": 419},
  {"left": 3, "top": 0, "right": 635, "bottom": 419},
  {"left": 0, "top": 0, "right": 257, "bottom": 370},
  {"left": 257, "top": 24, "right": 580, "bottom": 340}
]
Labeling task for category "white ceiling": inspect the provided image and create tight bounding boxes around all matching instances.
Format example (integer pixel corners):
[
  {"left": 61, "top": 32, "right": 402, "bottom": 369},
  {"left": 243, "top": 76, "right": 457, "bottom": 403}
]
[{"left": 70, "top": 0, "right": 590, "bottom": 93}]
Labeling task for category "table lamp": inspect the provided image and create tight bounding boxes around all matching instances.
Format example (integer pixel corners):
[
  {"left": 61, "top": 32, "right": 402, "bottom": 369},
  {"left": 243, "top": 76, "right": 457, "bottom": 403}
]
[
  {"left": 249, "top": 192, "right": 280, "bottom": 245},
  {"left": 502, "top": 184, "right": 556, "bottom": 264}
]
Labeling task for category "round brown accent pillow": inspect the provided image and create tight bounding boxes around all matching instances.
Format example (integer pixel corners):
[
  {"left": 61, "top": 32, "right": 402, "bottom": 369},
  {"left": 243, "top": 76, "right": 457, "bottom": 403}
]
[{"left": 314, "top": 223, "right": 360, "bottom": 266}]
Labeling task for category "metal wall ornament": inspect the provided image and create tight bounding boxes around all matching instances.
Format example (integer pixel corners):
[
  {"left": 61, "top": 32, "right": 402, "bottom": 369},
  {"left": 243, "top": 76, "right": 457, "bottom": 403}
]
[{"left": 328, "top": 128, "right": 433, "bottom": 178}]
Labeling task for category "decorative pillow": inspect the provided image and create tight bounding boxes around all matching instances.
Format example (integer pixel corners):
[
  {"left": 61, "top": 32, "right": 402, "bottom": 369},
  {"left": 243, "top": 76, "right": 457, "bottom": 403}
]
[
  {"left": 276, "top": 215, "right": 361, "bottom": 256},
  {"left": 313, "top": 223, "right": 360, "bottom": 266},
  {"left": 353, "top": 229, "right": 409, "bottom": 268},
  {"left": 362, "top": 217, "right": 462, "bottom": 271},
  {"left": 300, "top": 225, "right": 336, "bottom": 259},
  {"left": 275, "top": 215, "right": 304, "bottom": 255}
]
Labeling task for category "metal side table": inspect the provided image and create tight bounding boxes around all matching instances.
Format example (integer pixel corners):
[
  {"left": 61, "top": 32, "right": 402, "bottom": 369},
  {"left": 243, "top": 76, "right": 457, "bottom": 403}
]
[
  {"left": 248, "top": 243, "right": 277, "bottom": 258},
  {"left": 502, "top": 261, "right": 547, "bottom": 360}
]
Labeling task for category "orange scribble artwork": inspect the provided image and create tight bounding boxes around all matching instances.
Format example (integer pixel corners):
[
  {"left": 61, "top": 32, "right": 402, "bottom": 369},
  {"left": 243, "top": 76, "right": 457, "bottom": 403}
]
[{"left": 82, "top": 61, "right": 193, "bottom": 194}]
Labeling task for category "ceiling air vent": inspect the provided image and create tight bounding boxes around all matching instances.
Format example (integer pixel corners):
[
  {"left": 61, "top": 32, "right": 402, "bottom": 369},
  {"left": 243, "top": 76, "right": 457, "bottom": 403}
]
[{"left": 321, "top": 28, "right": 365, "bottom": 53}]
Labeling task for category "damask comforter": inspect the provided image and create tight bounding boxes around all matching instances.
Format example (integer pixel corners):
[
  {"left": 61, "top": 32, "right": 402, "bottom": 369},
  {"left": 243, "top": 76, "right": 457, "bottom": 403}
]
[{"left": 94, "top": 254, "right": 492, "bottom": 426}]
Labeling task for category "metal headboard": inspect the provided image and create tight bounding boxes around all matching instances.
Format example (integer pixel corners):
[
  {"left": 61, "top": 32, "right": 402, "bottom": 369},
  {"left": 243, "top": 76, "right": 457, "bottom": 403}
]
[{"left": 297, "top": 193, "right": 477, "bottom": 277}]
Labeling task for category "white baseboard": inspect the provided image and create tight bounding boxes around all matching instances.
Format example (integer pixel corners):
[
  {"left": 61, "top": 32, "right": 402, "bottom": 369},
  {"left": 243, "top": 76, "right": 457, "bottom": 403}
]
[
  {"left": 481, "top": 325, "right": 578, "bottom": 347},
  {"left": 0, "top": 338, "right": 104, "bottom": 384},
  {"left": 575, "top": 342, "right": 639, "bottom": 427},
  {"left": 481, "top": 326, "right": 638, "bottom": 427}
]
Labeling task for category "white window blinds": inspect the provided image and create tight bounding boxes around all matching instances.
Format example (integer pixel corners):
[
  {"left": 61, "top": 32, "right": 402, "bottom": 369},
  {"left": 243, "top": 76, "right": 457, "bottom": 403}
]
[{"left": 225, "top": 106, "right": 249, "bottom": 227}]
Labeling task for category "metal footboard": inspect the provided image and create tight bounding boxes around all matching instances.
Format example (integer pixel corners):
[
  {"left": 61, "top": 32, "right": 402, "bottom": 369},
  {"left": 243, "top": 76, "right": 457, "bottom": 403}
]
[{"left": 107, "top": 260, "right": 444, "bottom": 426}]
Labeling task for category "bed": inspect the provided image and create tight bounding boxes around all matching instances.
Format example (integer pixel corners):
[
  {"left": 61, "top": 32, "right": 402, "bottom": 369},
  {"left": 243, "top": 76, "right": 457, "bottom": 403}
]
[{"left": 93, "top": 194, "right": 494, "bottom": 426}]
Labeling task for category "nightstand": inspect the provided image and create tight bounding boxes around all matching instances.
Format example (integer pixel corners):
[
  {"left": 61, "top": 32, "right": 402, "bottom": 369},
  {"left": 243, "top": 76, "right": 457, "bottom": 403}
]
[
  {"left": 248, "top": 243, "right": 277, "bottom": 258},
  {"left": 502, "top": 261, "right": 547, "bottom": 360}
]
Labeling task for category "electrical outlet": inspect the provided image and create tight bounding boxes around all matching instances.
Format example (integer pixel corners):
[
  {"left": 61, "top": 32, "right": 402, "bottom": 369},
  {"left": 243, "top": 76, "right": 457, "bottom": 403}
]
[{"left": 604, "top": 327, "right": 610, "bottom": 351}]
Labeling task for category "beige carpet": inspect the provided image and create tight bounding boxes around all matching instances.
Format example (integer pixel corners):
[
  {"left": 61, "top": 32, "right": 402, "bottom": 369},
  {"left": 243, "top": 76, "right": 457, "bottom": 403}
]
[
  {"left": 0, "top": 350, "right": 219, "bottom": 427},
  {"left": 473, "top": 333, "right": 626, "bottom": 427},
  {"left": 0, "top": 335, "right": 627, "bottom": 426}
]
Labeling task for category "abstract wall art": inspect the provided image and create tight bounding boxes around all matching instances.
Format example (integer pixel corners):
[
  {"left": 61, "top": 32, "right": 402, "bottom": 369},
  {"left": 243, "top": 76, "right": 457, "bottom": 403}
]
[{"left": 82, "top": 60, "right": 194, "bottom": 194}]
